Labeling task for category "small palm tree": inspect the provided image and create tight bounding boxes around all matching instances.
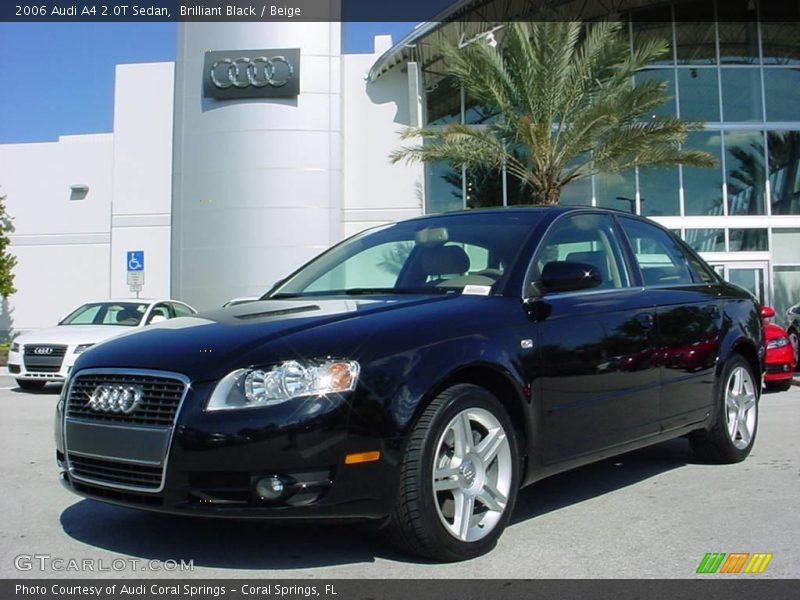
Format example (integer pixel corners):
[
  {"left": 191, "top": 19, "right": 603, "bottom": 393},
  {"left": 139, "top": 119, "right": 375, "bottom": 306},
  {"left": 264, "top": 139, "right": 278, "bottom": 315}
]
[{"left": 391, "top": 20, "right": 716, "bottom": 205}]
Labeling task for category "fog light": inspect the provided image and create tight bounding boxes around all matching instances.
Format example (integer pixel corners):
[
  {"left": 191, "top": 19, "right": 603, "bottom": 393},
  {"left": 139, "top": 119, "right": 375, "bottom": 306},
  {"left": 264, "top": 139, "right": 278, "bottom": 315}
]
[{"left": 255, "top": 476, "right": 285, "bottom": 500}]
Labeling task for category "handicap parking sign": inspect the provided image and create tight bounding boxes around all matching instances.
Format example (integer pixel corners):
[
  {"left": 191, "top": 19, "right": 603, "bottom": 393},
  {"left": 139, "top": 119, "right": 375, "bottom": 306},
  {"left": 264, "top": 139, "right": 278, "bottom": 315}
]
[{"left": 127, "top": 251, "right": 144, "bottom": 272}]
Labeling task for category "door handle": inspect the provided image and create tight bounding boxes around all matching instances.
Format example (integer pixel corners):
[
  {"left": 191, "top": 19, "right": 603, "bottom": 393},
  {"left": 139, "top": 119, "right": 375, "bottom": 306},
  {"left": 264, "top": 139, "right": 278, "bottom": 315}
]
[{"left": 635, "top": 313, "right": 654, "bottom": 330}]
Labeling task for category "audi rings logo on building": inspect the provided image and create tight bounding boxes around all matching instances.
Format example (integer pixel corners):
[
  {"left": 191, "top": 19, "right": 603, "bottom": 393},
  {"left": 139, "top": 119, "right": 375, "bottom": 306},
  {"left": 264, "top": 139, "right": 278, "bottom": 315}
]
[
  {"left": 87, "top": 384, "right": 144, "bottom": 415},
  {"left": 33, "top": 347, "right": 53, "bottom": 355},
  {"left": 210, "top": 56, "right": 294, "bottom": 89},
  {"left": 203, "top": 48, "right": 300, "bottom": 100}
]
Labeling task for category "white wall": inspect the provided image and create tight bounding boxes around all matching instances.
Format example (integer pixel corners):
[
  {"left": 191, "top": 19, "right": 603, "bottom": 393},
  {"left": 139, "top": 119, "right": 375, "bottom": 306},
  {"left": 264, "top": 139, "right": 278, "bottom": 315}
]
[
  {"left": 171, "top": 19, "right": 344, "bottom": 310},
  {"left": 109, "top": 62, "right": 174, "bottom": 300},
  {"left": 342, "top": 36, "right": 424, "bottom": 238},
  {"left": 1, "top": 62, "right": 175, "bottom": 335},
  {"left": 0, "top": 134, "right": 114, "bottom": 334}
]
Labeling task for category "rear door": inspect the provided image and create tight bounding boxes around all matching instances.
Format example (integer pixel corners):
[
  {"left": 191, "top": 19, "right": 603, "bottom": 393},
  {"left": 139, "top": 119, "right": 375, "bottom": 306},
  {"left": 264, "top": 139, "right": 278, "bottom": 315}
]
[{"left": 617, "top": 217, "right": 723, "bottom": 430}]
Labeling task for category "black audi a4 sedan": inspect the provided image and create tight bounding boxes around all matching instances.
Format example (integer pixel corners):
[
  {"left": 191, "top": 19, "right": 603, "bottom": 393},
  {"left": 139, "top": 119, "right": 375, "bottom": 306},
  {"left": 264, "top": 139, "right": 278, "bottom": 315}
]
[{"left": 56, "top": 207, "right": 763, "bottom": 561}]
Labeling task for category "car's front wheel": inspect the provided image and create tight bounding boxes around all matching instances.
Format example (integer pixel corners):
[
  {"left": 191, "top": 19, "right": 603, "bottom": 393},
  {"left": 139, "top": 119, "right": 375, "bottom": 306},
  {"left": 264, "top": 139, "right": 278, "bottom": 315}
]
[
  {"left": 387, "top": 384, "right": 520, "bottom": 561},
  {"left": 690, "top": 355, "right": 758, "bottom": 463},
  {"left": 16, "top": 379, "right": 46, "bottom": 391}
]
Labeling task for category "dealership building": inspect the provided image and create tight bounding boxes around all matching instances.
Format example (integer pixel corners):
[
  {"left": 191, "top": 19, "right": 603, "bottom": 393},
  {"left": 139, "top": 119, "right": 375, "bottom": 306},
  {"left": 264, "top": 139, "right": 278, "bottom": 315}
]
[{"left": 2, "top": 0, "right": 799, "bottom": 336}]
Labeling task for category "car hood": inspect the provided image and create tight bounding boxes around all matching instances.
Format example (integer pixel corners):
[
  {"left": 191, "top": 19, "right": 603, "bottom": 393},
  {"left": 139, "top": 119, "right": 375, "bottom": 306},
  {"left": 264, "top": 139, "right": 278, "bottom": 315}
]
[
  {"left": 15, "top": 325, "right": 135, "bottom": 347},
  {"left": 73, "top": 296, "right": 457, "bottom": 380}
]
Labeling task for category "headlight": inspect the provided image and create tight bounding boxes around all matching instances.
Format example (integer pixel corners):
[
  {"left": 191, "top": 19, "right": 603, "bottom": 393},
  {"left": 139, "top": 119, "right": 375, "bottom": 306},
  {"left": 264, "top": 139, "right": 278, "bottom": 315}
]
[
  {"left": 74, "top": 343, "right": 94, "bottom": 354},
  {"left": 10, "top": 342, "right": 19, "bottom": 352},
  {"left": 206, "top": 360, "right": 360, "bottom": 411},
  {"left": 767, "top": 337, "right": 790, "bottom": 350}
]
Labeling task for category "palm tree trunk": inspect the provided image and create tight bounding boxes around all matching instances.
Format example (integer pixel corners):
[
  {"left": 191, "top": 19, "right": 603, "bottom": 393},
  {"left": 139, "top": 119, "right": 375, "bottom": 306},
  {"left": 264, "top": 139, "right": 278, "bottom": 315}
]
[{"left": 530, "top": 186, "right": 560, "bottom": 206}]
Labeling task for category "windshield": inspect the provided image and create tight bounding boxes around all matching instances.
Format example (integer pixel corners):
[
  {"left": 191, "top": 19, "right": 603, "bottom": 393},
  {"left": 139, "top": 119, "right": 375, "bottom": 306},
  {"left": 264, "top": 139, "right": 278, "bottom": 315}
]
[
  {"left": 60, "top": 302, "right": 149, "bottom": 326},
  {"left": 269, "top": 212, "right": 539, "bottom": 298}
]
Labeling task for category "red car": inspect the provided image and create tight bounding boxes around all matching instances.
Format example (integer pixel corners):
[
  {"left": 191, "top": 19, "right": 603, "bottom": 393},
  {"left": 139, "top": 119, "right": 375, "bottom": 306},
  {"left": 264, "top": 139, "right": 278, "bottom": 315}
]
[{"left": 763, "top": 307, "right": 796, "bottom": 392}]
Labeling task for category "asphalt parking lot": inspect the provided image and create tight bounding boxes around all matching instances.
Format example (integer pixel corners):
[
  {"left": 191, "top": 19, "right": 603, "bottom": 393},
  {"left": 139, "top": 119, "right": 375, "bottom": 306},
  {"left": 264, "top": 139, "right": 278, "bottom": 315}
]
[{"left": 1, "top": 371, "right": 798, "bottom": 579}]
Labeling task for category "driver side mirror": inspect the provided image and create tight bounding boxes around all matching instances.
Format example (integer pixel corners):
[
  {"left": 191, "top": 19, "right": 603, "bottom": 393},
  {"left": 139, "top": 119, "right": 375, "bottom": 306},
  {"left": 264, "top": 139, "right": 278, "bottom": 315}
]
[
  {"left": 540, "top": 261, "right": 602, "bottom": 294},
  {"left": 760, "top": 306, "right": 775, "bottom": 319}
]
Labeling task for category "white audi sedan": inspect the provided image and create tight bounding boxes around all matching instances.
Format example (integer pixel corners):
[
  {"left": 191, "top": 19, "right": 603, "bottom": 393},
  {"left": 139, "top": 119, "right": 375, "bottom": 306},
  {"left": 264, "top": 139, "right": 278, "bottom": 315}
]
[{"left": 8, "top": 299, "right": 196, "bottom": 391}]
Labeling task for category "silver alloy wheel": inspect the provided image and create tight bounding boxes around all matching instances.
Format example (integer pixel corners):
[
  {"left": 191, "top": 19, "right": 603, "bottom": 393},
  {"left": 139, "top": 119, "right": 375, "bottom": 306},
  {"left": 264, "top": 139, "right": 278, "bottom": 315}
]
[
  {"left": 431, "top": 408, "right": 513, "bottom": 542},
  {"left": 725, "top": 366, "right": 757, "bottom": 450}
]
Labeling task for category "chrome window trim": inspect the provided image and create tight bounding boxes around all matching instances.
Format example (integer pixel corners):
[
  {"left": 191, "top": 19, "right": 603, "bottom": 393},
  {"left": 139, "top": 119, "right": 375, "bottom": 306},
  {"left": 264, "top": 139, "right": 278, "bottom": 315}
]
[{"left": 63, "top": 368, "right": 191, "bottom": 494}]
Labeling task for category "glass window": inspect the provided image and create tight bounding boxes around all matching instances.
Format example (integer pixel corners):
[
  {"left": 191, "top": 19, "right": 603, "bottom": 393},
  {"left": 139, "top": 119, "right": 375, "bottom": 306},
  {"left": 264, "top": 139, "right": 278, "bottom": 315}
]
[
  {"left": 764, "top": 69, "right": 800, "bottom": 122},
  {"left": 635, "top": 69, "right": 676, "bottom": 118},
  {"left": 60, "top": 303, "right": 147, "bottom": 326},
  {"left": 674, "top": 2, "right": 717, "bottom": 65},
  {"left": 683, "top": 131, "right": 724, "bottom": 216},
  {"left": 639, "top": 166, "right": 680, "bottom": 216},
  {"left": 631, "top": 7, "right": 674, "bottom": 66},
  {"left": 465, "top": 166, "right": 504, "bottom": 209},
  {"left": 147, "top": 304, "right": 172, "bottom": 324},
  {"left": 619, "top": 217, "right": 694, "bottom": 286},
  {"left": 760, "top": 3, "right": 800, "bottom": 65},
  {"left": 596, "top": 170, "right": 636, "bottom": 211},
  {"left": 684, "top": 229, "right": 725, "bottom": 252},
  {"left": 772, "top": 229, "right": 800, "bottom": 263},
  {"left": 527, "top": 213, "right": 631, "bottom": 293},
  {"left": 273, "top": 213, "right": 540, "bottom": 297},
  {"left": 720, "top": 68, "right": 763, "bottom": 122},
  {"left": 678, "top": 241, "right": 719, "bottom": 283},
  {"left": 725, "top": 130, "right": 766, "bottom": 215},
  {"left": 425, "top": 159, "right": 463, "bottom": 214},
  {"left": 774, "top": 266, "right": 800, "bottom": 320},
  {"left": 556, "top": 177, "right": 592, "bottom": 207},
  {"left": 425, "top": 75, "right": 460, "bottom": 126},
  {"left": 678, "top": 68, "right": 720, "bottom": 121},
  {"left": 716, "top": 0, "right": 760, "bottom": 64},
  {"left": 768, "top": 131, "right": 800, "bottom": 216},
  {"left": 172, "top": 303, "right": 195, "bottom": 317},
  {"left": 729, "top": 229, "right": 768, "bottom": 251},
  {"left": 464, "top": 90, "right": 500, "bottom": 126}
]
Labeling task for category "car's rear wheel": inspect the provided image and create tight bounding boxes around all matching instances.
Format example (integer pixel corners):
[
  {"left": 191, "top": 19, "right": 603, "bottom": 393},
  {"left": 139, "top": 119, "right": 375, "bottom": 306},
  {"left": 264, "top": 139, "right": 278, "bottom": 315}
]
[
  {"left": 16, "top": 379, "right": 46, "bottom": 391},
  {"left": 387, "top": 384, "right": 519, "bottom": 561},
  {"left": 788, "top": 328, "right": 799, "bottom": 368},
  {"left": 690, "top": 355, "right": 758, "bottom": 463}
]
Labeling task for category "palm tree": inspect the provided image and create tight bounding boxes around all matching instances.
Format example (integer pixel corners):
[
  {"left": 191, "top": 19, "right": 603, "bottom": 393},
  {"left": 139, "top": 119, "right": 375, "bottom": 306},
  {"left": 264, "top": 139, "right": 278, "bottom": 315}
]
[{"left": 391, "top": 21, "right": 716, "bottom": 205}]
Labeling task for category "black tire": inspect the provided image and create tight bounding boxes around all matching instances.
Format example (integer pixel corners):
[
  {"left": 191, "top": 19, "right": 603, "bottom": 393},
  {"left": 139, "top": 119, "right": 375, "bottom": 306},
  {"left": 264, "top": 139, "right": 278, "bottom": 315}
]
[
  {"left": 386, "top": 384, "right": 520, "bottom": 562},
  {"left": 765, "top": 379, "right": 792, "bottom": 393},
  {"left": 16, "top": 379, "right": 46, "bottom": 391},
  {"left": 690, "top": 355, "right": 758, "bottom": 463},
  {"left": 788, "top": 328, "right": 799, "bottom": 369}
]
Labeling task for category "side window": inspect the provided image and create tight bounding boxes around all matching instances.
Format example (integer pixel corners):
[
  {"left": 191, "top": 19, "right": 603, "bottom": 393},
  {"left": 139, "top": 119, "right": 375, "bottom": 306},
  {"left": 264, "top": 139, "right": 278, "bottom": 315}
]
[
  {"left": 618, "top": 217, "right": 694, "bottom": 286},
  {"left": 678, "top": 240, "right": 719, "bottom": 284},
  {"left": 171, "top": 303, "right": 195, "bottom": 317},
  {"left": 527, "top": 213, "right": 631, "bottom": 294},
  {"left": 146, "top": 303, "right": 172, "bottom": 324}
]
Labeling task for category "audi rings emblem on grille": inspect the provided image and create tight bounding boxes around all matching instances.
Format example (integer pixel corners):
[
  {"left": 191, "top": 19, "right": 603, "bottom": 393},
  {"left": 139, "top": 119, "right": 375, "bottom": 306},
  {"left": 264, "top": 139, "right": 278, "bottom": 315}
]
[
  {"left": 210, "top": 56, "right": 294, "bottom": 89},
  {"left": 33, "top": 347, "right": 53, "bottom": 355},
  {"left": 87, "top": 384, "right": 144, "bottom": 414}
]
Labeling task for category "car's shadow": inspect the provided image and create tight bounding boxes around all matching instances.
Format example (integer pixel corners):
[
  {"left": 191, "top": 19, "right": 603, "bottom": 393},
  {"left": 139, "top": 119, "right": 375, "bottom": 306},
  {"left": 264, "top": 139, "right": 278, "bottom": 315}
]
[
  {"left": 10, "top": 384, "right": 62, "bottom": 395},
  {"left": 60, "top": 438, "right": 698, "bottom": 569}
]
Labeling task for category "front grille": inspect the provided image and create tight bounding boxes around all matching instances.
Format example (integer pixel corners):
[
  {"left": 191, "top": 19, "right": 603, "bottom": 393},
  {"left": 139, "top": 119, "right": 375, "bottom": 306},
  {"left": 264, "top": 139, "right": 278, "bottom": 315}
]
[
  {"left": 67, "top": 373, "right": 185, "bottom": 426},
  {"left": 23, "top": 345, "right": 67, "bottom": 372},
  {"left": 24, "top": 345, "right": 67, "bottom": 357},
  {"left": 69, "top": 453, "right": 163, "bottom": 489}
]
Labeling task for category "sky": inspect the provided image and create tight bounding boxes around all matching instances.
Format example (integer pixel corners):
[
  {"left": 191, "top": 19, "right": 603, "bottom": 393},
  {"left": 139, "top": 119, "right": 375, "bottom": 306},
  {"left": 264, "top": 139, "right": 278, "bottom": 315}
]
[{"left": 0, "top": 21, "right": 418, "bottom": 144}]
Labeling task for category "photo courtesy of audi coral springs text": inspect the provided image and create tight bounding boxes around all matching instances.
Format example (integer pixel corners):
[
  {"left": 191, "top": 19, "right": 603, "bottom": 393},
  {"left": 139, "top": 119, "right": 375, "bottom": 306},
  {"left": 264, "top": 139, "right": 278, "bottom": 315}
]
[{"left": 56, "top": 208, "right": 764, "bottom": 562}]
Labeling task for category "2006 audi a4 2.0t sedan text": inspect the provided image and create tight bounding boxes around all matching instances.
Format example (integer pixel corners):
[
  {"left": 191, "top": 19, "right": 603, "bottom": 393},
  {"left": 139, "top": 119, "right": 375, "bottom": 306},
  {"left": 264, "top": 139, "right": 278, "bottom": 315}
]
[{"left": 55, "top": 208, "right": 763, "bottom": 561}]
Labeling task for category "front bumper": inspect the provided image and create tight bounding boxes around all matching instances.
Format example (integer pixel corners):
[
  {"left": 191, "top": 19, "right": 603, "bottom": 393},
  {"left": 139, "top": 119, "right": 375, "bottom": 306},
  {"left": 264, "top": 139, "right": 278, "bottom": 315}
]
[
  {"left": 57, "top": 370, "right": 400, "bottom": 520},
  {"left": 765, "top": 347, "right": 795, "bottom": 382},
  {"left": 9, "top": 347, "right": 78, "bottom": 382}
]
